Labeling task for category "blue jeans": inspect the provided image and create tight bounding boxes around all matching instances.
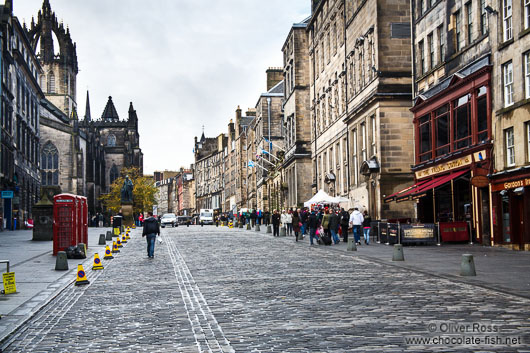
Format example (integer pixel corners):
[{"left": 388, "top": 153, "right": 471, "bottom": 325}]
[
  {"left": 363, "top": 227, "right": 370, "bottom": 244},
  {"left": 353, "top": 225, "right": 361, "bottom": 243},
  {"left": 310, "top": 228, "right": 318, "bottom": 245},
  {"left": 146, "top": 234, "right": 156, "bottom": 257},
  {"left": 331, "top": 229, "right": 340, "bottom": 244}
]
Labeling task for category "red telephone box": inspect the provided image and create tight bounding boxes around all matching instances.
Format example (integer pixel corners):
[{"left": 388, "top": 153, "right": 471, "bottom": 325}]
[
  {"left": 76, "top": 196, "right": 88, "bottom": 247},
  {"left": 53, "top": 194, "right": 78, "bottom": 255}
]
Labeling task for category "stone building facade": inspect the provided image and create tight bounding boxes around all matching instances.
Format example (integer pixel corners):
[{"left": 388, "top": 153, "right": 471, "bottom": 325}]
[
  {"left": 489, "top": 0, "right": 530, "bottom": 250},
  {"left": 253, "top": 70, "right": 284, "bottom": 212},
  {"left": 0, "top": 2, "right": 44, "bottom": 229},
  {"left": 309, "top": 0, "right": 349, "bottom": 203},
  {"left": 234, "top": 107, "right": 255, "bottom": 209},
  {"left": 282, "top": 17, "right": 313, "bottom": 209},
  {"left": 406, "top": 0, "right": 494, "bottom": 244},
  {"left": 308, "top": 0, "right": 415, "bottom": 220},
  {"left": 175, "top": 168, "right": 194, "bottom": 216},
  {"left": 194, "top": 132, "right": 226, "bottom": 212},
  {"left": 223, "top": 119, "right": 236, "bottom": 213}
]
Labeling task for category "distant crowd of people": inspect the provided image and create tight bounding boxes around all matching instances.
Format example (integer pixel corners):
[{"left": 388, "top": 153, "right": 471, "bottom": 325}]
[{"left": 234, "top": 206, "right": 372, "bottom": 246}]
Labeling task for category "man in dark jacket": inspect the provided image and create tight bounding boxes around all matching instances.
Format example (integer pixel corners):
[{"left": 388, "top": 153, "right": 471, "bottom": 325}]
[
  {"left": 340, "top": 208, "right": 350, "bottom": 243},
  {"left": 142, "top": 211, "right": 160, "bottom": 258},
  {"left": 264, "top": 209, "right": 270, "bottom": 226},
  {"left": 308, "top": 210, "right": 319, "bottom": 246},
  {"left": 250, "top": 210, "right": 257, "bottom": 227},
  {"left": 271, "top": 209, "right": 281, "bottom": 237}
]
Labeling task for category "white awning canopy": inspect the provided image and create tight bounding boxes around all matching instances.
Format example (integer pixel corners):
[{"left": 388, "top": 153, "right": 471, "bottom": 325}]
[{"left": 304, "top": 190, "right": 348, "bottom": 207}]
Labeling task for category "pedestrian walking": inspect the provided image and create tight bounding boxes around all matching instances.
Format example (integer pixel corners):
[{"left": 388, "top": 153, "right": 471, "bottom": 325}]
[
  {"left": 362, "top": 211, "right": 372, "bottom": 245},
  {"left": 349, "top": 207, "right": 364, "bottom": 245},
  {"left": 98, "top": 213, "right": 104, "bottom": 227},
  {"left": 321, "top": 209, "right": 331, "bottom": 239},
  {"left": 250, "top": 209, "right": 257, "bottom": 227},
  {"left": 272, "top": 210, "right": 281, "bottom": 237},
  {"left": 292, "top": 210, "right": 301, "bottom": 241},
  {"left": 138, "top": 213, "right": 144, "bottom": 226},
  {"left": 308, "top": 210, "right": 319, "bottom": 246},
  {"left": 280, "top": 210, "right": 288, "bottom": 235},
  {"left": 264, "top": 209, "right": 270, "bottom": 226},
  {"left": 340, "top": 208, "right": 350, "bottom": 242},
  {"left": 330, "top": 209, "right": 340, "bottom": 244},
  {"left": 285, "top": 210, "right": 293, "bottom": 236},
  {"left": 301, "top": 208, "right": 309, "bottom": 235},
  {"left": 142, "top": 211, "right": 160, "bottom": 258}
]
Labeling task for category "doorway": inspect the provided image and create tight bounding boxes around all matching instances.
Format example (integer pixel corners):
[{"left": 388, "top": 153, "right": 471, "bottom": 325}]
[{"left": 510, "top": 193, "right": 525, "bottom": 250}]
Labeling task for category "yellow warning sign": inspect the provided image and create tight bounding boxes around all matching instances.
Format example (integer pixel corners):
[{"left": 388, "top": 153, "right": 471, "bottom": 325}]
[{"left": 3, "top": 272, "right": 16, "bottom": 294}]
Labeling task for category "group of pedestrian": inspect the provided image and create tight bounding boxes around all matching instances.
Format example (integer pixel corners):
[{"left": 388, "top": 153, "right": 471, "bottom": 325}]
[{"left": 302, "top": 206, "right": 372, "bottom": 246}]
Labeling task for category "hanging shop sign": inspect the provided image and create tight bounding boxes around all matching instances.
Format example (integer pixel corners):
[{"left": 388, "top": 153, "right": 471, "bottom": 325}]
[
  {"left": 491, "top": 177, "right": 530, "bottom": 192},
  {"left": 415, "top": 154, "right": 473, "bottom": 179},
  {"left": 470, "top": 175, "right": 490, "bottom": 188}
]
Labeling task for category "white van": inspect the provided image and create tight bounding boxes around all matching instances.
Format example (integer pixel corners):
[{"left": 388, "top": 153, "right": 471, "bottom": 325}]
[{"left": 199, "top": 209, "right": 214, "bottom": 225}]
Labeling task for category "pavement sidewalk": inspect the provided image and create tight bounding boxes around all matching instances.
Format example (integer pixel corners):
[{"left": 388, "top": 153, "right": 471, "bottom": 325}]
[
  {"left": 0, "top": 227, "right": 114, "bottom": 344},
  {"left": 243, "top": 224, "right": 530, "bottom": 299}
]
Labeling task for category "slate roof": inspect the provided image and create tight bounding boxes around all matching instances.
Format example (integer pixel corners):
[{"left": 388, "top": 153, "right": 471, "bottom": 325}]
[
  {"left": 240, "top": 116, "right": 254, "bottom": 127},
  {"left": 418, "top": 55, "right": 490, "bottom": 101},
  {"left": 101, "top": 96, "right": 119, "bottom": 121},
  {"left": 268, "top": 80, "right": 284, "bottom": 95}
]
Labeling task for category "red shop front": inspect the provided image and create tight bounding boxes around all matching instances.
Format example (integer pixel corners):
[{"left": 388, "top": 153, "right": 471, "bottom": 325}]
[
  {"left": 490, "top": 169, "right": 530, "bottom": 251},
  {"left": 407, "top": 61, "right": 493, "bottom": 244}
]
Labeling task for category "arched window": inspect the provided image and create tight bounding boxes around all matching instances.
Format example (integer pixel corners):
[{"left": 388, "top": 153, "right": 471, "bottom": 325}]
[
  {"left": 107, "top": 134, "right": 116, "bottom": 147},
  {"left": 41, "top": 142, "right": 59, "bottom": 185},
  {"left": 47, "top": 71, "right": 55, "bottom": 93},
  {"left": 109, "top": 164, "right": 119, "bottom": 185}
]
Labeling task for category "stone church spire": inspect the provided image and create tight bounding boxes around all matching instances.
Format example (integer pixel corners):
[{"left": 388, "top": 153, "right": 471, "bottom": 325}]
[
  {"left": 25, "top": 0, "right": 78, "bottom": 117},
  {"left": 101, "top": 96, "right": 119, "bottom": 122},
  {"left": 84, "top": 90, "right": 91, "bottom": 121},
  {"left": 128, "top": 102, "right": 138, "bottom": 128}
]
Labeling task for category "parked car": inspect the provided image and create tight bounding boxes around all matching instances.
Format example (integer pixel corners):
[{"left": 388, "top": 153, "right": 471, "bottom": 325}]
[
  {"left": 177, "top": 216, "right": 191, "bottom": 225},
  {"left": 160, "top": 213, "right": 177, "bottom": 228}
]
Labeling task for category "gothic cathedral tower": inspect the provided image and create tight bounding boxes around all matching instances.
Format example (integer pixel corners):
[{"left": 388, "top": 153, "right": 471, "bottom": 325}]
[{"left": 25, "top": 0, "right": 78, "bottom": 117}]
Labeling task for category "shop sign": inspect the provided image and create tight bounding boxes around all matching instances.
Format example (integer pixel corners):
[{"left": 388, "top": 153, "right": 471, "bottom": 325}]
[
  {"left": 491, "top": 177, "right": 530, "bottom": 192},
  {"left": 2, "top": 272, "right": 16, "bottom": 294},
  {"left": 1, "top": 191, "right": 13, "bottom": 199},
  {"left": 471, "top": 175, "right": 489, "bottom": 188},
  {"left": 402, "top": 225, "right": 435, "bottom": 239},
  {"left": 401, "top": 224, "right": 436, "bottom": 243},
  {"left": 416, "top": 154, "right": 472, "bottom": 179},
  {"left": 473, "top": 150, "right": 487, "bottom": 163}
]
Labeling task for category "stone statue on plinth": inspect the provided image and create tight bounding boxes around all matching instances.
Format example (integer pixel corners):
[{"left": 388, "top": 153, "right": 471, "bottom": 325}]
[
  {"left": 121, "top": 175, "right": 134, "bottom": 204},
  {"left": 120, "top": 175, "right": 134, "bottom": 227}
]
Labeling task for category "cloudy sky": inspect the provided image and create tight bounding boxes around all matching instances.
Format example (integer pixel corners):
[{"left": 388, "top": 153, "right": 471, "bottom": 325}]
[{"left": 15, "top": 0, "right": 310, "bottom": 174}]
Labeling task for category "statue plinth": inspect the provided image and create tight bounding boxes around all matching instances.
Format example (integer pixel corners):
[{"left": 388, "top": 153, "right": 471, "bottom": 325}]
[{"left": 121, "top": 203, "right": 134, "bottom": 228}]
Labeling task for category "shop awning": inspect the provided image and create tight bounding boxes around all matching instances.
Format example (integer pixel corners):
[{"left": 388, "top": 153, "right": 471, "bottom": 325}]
[
  {"left": 384, "top": 179, "right": 432, "bottom": 203},
  {"left": 395, "top": 169, "right": 469, "bottom": 203}
]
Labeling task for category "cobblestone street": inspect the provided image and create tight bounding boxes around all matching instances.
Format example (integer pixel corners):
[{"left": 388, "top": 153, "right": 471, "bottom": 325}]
[{"left": 2, "top": 226, "right": 529, "bottom": 352}]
